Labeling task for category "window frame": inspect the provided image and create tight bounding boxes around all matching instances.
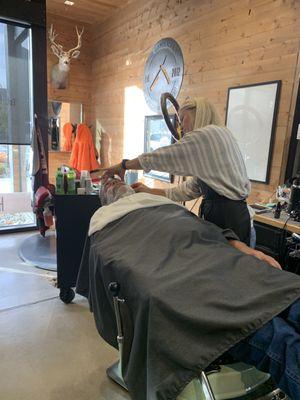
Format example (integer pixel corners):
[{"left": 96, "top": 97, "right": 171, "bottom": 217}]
[{"left": 0, "top": 0, "right": 47, "bottom": 233}]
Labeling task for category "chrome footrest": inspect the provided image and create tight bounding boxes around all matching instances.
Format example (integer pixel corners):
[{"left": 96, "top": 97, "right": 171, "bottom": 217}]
[{"left": 106, "top": 361, "right": 127, "bottom": 390}]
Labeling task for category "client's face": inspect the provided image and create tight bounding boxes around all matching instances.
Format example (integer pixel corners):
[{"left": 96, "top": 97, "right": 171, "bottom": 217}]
[{"left": 100, "top": 176, "right": 135, "bottom": 205}]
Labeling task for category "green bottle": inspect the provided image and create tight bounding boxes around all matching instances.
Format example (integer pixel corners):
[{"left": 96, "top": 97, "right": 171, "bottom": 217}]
[
  {"left": 67, "top": 169, "right": 76, "bottom": 194},
  {"left": 56, "top": 168, "right": 64, "bottom": 195}
]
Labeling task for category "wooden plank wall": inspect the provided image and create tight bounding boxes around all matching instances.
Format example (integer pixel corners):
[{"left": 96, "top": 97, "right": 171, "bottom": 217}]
[
  {"left": 46, "top": 14, "right": 93, "bottom": 182},
  {"left": 90, "top": 0, "right": 300, "bottom": 203}
]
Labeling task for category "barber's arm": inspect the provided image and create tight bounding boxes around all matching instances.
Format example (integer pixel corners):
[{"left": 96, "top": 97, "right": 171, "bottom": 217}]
[
  {"left": 131, "top": 182, "right": 166, "bottom": 197},
  {"left": 91, "top": 158, "right": 142, "bottom": 180},
  {"left": 165, "top": 177, "right": 202, "bottom": 201},
  {"left": 96, "top": 131, "right": 204, "bottom": 179},
  {"left": 132, "top": 177, "right": 202, "bottom": 201},
  {"left": 137, "top": 134, "right": 200, "bottom": 177}
]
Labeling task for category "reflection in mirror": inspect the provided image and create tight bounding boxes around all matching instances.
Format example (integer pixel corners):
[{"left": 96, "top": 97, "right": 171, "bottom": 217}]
[{"left": 48, "top": 101, "right": 83, "bottom": 152}]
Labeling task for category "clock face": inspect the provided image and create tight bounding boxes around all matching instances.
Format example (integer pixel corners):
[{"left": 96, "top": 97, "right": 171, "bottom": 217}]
[{"left": 143, "top": 38, "right": 184, "bottom": 114}]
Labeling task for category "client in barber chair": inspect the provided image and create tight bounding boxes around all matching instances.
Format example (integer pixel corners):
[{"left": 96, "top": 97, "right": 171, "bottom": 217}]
[
  {"left": 78, "top": 176, "right": 300, "bottom": 400},
  {"left": 96, "top": 176, "right": 279, "bottom": 267}
]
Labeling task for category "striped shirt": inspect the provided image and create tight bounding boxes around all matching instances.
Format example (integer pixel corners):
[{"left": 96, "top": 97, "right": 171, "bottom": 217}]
[{"left": 138, "top": 125, "right": 251, "bottom": 202}]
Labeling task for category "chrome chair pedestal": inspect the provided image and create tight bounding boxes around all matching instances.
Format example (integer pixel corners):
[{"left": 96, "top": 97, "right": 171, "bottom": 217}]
[{"left": 106, "top": 361, "right": 127, "bottom": 390}]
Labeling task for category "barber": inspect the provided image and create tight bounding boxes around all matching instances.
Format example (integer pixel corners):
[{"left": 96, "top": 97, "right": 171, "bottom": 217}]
[{"left": 97, "top": 98, "right": 251, "bottom": 245}]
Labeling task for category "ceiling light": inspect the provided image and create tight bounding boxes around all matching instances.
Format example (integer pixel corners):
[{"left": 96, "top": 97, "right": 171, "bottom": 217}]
[{"left": 64, "top": 0, "right": 75, "bottom": 5}]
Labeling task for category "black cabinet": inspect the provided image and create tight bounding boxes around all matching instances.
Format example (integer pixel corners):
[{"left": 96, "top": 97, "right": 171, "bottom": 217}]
[
  {"left": 254, "top": 219, "right": 300, "bottom": 274},
  {"left": 254, "top": 221, "right": 283, "bottom": 260},
  {"left": 54, "top": 194, "right": 101, "bottom": 302}
]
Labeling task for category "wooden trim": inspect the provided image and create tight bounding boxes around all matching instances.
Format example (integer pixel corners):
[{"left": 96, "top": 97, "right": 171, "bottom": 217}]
[{"left": 46, "top": 0, "right": 127, "bottom": 25}]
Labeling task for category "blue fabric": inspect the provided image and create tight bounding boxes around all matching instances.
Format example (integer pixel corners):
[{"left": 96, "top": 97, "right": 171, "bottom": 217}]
[
  {"left": 250, "top": 226, "right": 256, "bottom": 248},
  {"left": 229, "top": 298, "right": 300, "bottom": 399}
]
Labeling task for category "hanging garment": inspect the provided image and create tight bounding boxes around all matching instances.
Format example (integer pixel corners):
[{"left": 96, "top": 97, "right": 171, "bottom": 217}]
[
  {"left": 31, "top": 115, "right": 55, "bottom": 235},
  {"left": 69, "top": 123, "right": 100, "bottom": 172},
  {"left": 31, "top": 115, "right": 49, "bottom": 189},
  {"left": 62, "top": 122, "right": 73, "bottom": 152}
]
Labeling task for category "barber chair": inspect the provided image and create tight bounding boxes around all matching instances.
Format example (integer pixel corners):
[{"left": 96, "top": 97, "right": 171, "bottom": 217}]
[
  {"left": 284, "top": 233, "right": 300, "bottom": 276},
  {"left": 107, "top": 282, "right": 289, "bottom": 400}
]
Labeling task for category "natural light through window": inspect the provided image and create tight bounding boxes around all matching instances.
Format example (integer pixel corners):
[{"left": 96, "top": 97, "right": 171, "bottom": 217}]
[{"left": 123, "top": 86, "right": 155, "bottom": 159}]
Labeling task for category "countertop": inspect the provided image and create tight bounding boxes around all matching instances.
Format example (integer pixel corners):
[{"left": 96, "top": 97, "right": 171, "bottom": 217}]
[{"left": 254, "top": 211, "right": 300, "bottom": 234}]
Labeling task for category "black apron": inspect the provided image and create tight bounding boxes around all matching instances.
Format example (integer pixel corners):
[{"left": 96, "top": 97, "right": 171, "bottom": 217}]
[{"left": 198, "top": 180, "right": 251, "bottom": 245}]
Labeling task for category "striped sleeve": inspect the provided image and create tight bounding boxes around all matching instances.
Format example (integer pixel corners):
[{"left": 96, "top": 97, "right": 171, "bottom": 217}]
[
  {"left": 138, "top": 132, "right": 202, "bottom": 177},
  {"left": 165, "top": 177, "right": 202, "bottom": 202},
  {"left": 138, "top": 125, "right": 250, "bottom": 201}
]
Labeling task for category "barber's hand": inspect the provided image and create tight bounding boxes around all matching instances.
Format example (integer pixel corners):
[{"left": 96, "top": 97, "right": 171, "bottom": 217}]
[
  {"left": 131, "top": 182, "right": 152, "bottom": 193},
  {"left": 228, "top": 240, "right": 282, "bottom": 270},
  {"left": 91, "top": 162, "right": 126, "bottom": 181}
]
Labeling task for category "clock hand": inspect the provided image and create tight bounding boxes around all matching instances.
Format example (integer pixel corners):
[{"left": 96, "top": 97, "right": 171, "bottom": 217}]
[
  {"left": 150, "top": 68, "right": 162, "bottom": 91},
  {"left": 149, "top": 56, "right": 168, "bottom": 91},
  {"left": 160, "top": 65, "right": 170, "bottom": 84}
]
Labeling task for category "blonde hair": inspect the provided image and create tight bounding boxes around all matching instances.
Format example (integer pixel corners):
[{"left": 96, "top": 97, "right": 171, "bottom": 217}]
[{"left": 180, "top": 97, "right": 222, "bottom": 129}]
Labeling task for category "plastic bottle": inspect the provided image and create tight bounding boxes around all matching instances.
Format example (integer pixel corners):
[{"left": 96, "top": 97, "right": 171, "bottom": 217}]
[
  {"left": 56, "top": 168, "right": 64, "bottom": 194},
  {"left": 274, "top": 202, "right": 282, "bottom": 219},
  {"left": 43, "top": 207, "right": 53, "bottom": 227},
  {"left": 85, "top": 177, "right": 92, "bottom": 194},
  {"left": 80, "top": 170, "right": 89, "bottom": 188},
  {"left": 67, "top": 169, "right": 76, "bottom": 194}
]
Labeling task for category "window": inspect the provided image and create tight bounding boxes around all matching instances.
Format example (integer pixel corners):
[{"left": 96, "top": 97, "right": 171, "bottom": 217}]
[
  {"left": 0, "top": 20, "right": 34, "bottom": 229},
  {"left": 144, "top": 115, "right": 174, "bottom": 182},
  {"left": 0, "top": 21, "right": 33, "bottom": 145}
]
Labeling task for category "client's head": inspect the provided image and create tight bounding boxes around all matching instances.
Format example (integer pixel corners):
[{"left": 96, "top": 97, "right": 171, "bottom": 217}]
[{"left": 99, "top": 175, "right": 135, "bottom": 205}]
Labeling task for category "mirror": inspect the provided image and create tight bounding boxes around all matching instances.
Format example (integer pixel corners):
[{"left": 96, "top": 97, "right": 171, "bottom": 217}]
[{"left": 48, "top": 101, "right": 83, "bottom": 152}]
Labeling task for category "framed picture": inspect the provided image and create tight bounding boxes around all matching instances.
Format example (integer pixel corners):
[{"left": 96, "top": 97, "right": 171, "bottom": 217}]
[
  {"left": 144, "top": 115, "right": 175, "bottom": 182},
  {"left": 225, "top": 80, "right": 281, "bottom": 183}
]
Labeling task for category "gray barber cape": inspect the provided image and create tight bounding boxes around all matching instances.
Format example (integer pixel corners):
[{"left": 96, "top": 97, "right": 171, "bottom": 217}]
[{"left": 76, "top": 204, "right": 300, "bottom": 400}]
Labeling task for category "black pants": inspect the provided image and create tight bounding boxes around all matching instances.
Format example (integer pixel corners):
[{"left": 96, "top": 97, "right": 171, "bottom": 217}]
[{"left": 200, "top": 198, "right": 251, "bottom": 245}]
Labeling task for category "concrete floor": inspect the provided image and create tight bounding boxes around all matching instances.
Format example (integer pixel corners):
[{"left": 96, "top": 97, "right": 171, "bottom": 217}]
[{"left": 0, "top": 231, "right": 130, "bottom": 400}]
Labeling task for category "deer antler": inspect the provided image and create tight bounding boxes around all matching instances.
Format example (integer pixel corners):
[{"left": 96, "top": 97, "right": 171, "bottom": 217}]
[
  {"left": 49, "top": 24, "right": 63, "bottom": 55},
  {"left": 67, "top": 26, "right": 84, "bottom": 56}
]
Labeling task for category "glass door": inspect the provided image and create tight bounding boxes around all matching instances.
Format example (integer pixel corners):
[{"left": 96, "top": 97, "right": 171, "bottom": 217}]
[{"left": 0, "top": 20, "right": 34, "bottom": 230}]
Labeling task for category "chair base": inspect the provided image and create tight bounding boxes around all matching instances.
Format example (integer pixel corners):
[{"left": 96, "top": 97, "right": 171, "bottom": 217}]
[
  {"left": 105, "top": 360, "right": 289, "bottom": 400},
  {"left": 106, "top": 361, "right": 127, "bottom": 390}
]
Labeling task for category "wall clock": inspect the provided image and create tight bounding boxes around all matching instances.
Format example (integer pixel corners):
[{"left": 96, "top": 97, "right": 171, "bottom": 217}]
[{"left": 143, "top": 38, "right": 184, "bottom": 114}]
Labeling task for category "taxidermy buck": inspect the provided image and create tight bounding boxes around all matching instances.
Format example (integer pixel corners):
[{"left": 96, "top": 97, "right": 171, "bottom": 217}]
[{"left": 49, "top": 25, "right": 84, "bottom": 89}]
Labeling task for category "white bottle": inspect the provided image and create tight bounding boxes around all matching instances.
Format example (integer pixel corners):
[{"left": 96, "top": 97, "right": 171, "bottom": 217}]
[
  {"left": 85, "top": 178, "right": 92, "bottom": 194},
  {"left": 80, "top": 170, "right": 90, "bottom": 188}
]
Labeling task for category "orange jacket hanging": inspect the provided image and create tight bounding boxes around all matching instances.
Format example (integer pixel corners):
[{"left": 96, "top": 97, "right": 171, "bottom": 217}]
[
  {"left": 62, "top": 122, "right": 73, "bottom": 152},
  {"left": 69, "top": 123, "right": 100, "bottom": 172}
]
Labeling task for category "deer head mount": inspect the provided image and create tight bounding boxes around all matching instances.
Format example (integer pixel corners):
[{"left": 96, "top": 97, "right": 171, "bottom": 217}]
[{"left": 49, "top": 24, "right": 84, "bottom": 90}]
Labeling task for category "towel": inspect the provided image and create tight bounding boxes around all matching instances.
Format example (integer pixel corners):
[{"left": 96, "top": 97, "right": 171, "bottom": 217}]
[
  {"left": 180, "top": 97, "right": 222, "bottom": 129},
  {"left": 89, "top": 192, "right": 182, "bottom": 236}
]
